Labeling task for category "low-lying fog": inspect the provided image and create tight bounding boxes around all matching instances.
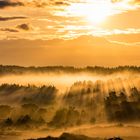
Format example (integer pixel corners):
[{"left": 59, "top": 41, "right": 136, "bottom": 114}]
[
  {"left": 0, "top": 70, "right": 140, "bottom": 140},
  {"left": 0, "top": 72, "right": 139, "bottom": 92}
]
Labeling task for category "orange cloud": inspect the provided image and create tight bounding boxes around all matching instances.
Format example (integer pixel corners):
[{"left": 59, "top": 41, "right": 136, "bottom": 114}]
[{"left": 0, "top": 35, "right": 139, "bottom": 66}]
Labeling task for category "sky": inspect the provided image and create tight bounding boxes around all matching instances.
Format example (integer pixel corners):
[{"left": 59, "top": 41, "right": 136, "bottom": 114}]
[{"left": 0, "top": 0, "right": 140, "bottom": 66}]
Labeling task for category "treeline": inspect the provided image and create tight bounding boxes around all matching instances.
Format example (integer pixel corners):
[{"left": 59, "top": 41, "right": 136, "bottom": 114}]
[
  {"left": 0, "top": 65, "right": 140, "bottom": 75},
  {"left": 62, "top": 81, "right": 140, "bottom": 125},
  {"left": 0, "top": 104, "right": 47, "bottom": 129},
  {"left": 0, "top": 84, "right": 58, "bottom": 105},
  {"left": 0, "top": 82, "right": 140, "bottom": 129},
  {"left": 0, "top": 84, "right": 58, "bottom": 129},
  {"left": 105, "top": 88, "right": 140, "bottom": 122}
]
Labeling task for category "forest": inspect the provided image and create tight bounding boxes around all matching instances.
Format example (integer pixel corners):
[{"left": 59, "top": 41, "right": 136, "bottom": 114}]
[
  {"left": 0, "top": 83, "right": 139, "bottom": 129},
  {"left": 0, "top": 66, "right": 139, "bottom": 140}
]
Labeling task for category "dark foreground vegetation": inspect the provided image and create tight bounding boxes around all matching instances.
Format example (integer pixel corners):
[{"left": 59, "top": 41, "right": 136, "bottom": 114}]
[{"left": 27, "top": 133, "right": 123, "bottom": 140}]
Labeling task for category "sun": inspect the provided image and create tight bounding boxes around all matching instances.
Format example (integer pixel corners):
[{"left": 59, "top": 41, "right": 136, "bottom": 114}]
[
  {"left": 85, "top": 3, "right": 112, "bottom": 24},
  {"left": 65, "top": 1, "right": 112, "bottom": 25}
]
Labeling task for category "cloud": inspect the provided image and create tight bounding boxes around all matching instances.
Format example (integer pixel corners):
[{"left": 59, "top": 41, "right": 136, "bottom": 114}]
[
  {"left": 105, "top": 33, "right": 140, "bottom": 44},
  {"left": 0, "top": 0, "right": 139, "bottom": 9},
  {"left": 0, "top": 28, "right": 18, "bottom": 32},
  {"left": 0, "top": 16, "right": 26, "bottom": 21},
  {"left": 54, "top": 1, "right": 70, "bottom": 6},
  {"left": 9, "top": 0, "right": 70, "bottom": 8},
  {"left": 111, "top": 0, "right": 122, "bottom": 3},
  {"left": 0, "top": 35, "right": 139, "bottom": 66},
  {"left": 132, "top": 0, "right": 140, "bottom": 4},
  {"left": 0, "top": 0, "right": 23, "bottom": 8},
  {"left": 16, "top": 23, "right": 31, "bottom": 31},
  {"left": 111, "top": 0, "right": 140, "bottom": 4}
]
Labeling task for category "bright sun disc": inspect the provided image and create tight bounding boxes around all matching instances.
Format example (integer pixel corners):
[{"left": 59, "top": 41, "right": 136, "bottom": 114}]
[
  {"left": 66, "top": 2, "right": 112, "bottom": 25},
  {"left": 86, "top": 4, "right": 111, "bottom": 24}
]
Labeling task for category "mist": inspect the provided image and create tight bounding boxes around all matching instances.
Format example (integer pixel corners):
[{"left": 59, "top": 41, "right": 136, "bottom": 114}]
[
  {"left": 0, "top": 70, "right": 139, "bottom": 91},
  {"left": 0, "top": 66, "right": 140, "bottom": 140}
]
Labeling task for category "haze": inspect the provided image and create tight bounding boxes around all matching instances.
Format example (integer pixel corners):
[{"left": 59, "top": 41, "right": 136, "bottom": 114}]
[{"left": 0, "top": 71, "right": 139, "bottom": 92}]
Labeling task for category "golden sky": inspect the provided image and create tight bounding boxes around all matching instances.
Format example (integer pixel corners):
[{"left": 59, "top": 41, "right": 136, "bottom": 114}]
[{"left": 0, "top": 0, "right": 140, "bottom": 66}]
